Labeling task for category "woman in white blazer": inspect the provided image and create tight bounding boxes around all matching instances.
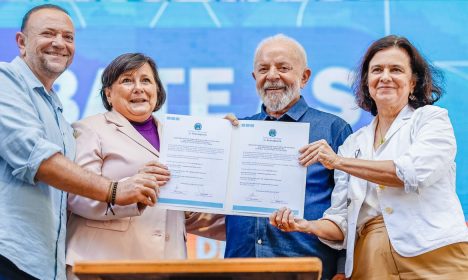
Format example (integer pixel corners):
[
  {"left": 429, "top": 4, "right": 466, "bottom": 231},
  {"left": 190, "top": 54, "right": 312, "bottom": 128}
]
[
  {"left": 270, "top": 36, "right": 468, "bottom": 279},
  {"left": 66, "top": 53, "right": 224, "bottom": 279}
]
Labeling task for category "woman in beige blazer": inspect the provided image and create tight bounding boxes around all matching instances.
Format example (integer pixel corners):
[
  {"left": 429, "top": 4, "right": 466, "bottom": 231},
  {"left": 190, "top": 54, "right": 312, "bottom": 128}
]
[{"left": 66, "top": 53, "right": 224, "bottom": 279}]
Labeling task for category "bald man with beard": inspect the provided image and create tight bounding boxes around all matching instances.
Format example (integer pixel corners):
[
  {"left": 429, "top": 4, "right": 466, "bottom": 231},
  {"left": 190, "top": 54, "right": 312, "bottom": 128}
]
[{"left": 224, "top": 34, "right": 352, "bottom": 280}]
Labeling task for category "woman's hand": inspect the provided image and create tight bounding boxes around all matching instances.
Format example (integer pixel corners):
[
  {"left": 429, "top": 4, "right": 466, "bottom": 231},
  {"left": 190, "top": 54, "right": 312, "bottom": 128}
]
[
  {"left": 135, "top": 161, "right": 169, "bottom": 211},
  {"left": 299, "top": 139, "right": 340, "bottom": 169},
  {"left": 270, "top": 208, "right": 345, "bottom": 241},
  {"left": 269, "top": 207, "right": 310, "bottom": 233},
  {"left": 138, "top": 161, "right": 170, "bottom": 186},
  {"left": 331, "top": 273, "right": 347, "bottom": 280}
]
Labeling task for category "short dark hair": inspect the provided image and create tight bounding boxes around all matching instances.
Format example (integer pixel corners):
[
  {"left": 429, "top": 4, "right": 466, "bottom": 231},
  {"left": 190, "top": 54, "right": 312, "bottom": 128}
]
[
  {"left": 353, "top": 35, "right": 444, "bottom": 116},
  {"left": 21, "top": 4, "right": 70, "bottom": 32},
  {"left": 100, "top": 53, "right": 166, "bottom": 112}
]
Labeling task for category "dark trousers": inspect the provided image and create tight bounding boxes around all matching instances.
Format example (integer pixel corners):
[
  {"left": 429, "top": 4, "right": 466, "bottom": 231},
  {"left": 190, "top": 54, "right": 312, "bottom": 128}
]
[{"left": 0, "top": 255, "right": 38, "bottom": 280}]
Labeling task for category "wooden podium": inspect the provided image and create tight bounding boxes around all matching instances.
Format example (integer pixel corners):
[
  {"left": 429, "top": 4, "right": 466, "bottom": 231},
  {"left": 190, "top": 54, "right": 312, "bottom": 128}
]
[{"left": 74, "top": 257, "right": 322, "bottom": 280}]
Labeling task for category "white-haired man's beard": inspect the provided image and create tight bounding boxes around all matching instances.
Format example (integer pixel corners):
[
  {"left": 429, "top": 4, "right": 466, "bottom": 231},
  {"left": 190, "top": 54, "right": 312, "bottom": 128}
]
[{"left": 257, "top": 80, "right": 300, "bottom": 112}]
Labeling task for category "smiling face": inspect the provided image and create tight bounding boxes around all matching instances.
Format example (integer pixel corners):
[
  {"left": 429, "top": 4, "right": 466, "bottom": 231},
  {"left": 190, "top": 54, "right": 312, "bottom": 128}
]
[
  {"left": 105, "top": 63, "right": 158, "bottom": 123},
  {"left": 253, "top": 40, "right": 310, "bottom": 114},
  {"left": 16, "top": 8, "right": 75, "bottom": 89},
  {"left": 367, "top": 47, "right": 416, "bottom": 113}
]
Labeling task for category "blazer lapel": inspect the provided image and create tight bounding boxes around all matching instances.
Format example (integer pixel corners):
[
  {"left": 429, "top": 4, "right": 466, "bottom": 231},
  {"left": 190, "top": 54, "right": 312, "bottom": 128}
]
[
  {"left": 348, "top": 122, "right": 375, "bottom": 201},
  {"left": 383, "top": 105, "right": 414, "bottom": 143},
  {"left": 356, "top": 119, "right": 375, "bottom": 160},
  {"left": 154, "top": 117, "right": 162, "bottom": 157},
  {"left": 105, "top": 110, "right": 160, "bottom": 157}
]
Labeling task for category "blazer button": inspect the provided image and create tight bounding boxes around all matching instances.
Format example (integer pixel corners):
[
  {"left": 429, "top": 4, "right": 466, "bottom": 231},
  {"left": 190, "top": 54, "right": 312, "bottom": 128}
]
[
  {"left": 385, "top": 207, "right": 394, "bottom": 214},
  {"left": 165, "top": 234, "right": 170, "bottom": 241}
]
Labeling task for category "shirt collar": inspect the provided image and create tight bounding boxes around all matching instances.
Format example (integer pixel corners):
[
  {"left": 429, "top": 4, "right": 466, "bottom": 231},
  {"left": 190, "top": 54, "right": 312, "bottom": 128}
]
[
  {"left": 12, "top": 56, "right": 44, "bottom": 89},
  {"left": 260, "top": 95, "right": 309, "bottom": 121},
  {"left": 12, "top": 56, "right": 63, "bottom": 112},
  {"left": 48, "top": 88, "right": 64, "bottom": 112}
]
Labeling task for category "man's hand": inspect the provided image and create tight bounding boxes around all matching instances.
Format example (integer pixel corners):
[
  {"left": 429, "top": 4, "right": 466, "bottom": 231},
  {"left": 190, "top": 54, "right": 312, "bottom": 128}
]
[
  {"left": 36, "top": 153, "right": 160, "bottom": 206},
  {"left": 115, "top": 173, "right": 158, "bottom": 206},
  {"left": 224, "top": 113, "right": 239, "bottom": 126},
  {"left": 299, "top": 139, "right": 340, "bottom": 169}
]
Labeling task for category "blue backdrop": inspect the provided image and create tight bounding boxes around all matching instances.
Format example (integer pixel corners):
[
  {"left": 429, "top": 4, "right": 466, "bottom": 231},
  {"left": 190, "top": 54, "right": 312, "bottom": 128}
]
[{"left": 1, "top": 1, "right": 467, "bottom": 219}]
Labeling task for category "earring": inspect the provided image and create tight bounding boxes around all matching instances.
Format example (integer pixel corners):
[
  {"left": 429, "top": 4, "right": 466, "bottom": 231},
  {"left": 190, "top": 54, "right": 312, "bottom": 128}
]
[{"left": 409, "top": 93, "right": 416, "bottom": 101}]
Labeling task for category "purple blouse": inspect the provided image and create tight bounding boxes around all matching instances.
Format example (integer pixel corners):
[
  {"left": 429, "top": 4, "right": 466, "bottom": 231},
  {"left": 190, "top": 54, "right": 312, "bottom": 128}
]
[{"left": 130, "top": 116, "right": 160, "bottom": 151}]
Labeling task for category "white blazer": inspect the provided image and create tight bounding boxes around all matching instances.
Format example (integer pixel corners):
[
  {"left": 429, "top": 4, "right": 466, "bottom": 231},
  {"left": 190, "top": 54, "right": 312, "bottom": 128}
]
[
  {"left": 321, "top": 105, "right": 468, "bottom": 277},
  {"left": 66, "top": 111, "right": 224, "bottom": 265}
]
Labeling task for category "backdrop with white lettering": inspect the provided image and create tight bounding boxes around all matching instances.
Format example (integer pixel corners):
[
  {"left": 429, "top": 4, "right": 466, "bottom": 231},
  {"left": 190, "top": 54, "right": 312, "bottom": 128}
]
[{"left": 1, "top": 1, "right": 467, "bottom": 258}]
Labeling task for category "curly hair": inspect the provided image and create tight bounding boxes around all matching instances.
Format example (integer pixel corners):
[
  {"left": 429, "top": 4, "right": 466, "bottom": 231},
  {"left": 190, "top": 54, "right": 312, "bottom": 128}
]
[{"left": 353, "top": 35, "right": 444, "bottom": 116}]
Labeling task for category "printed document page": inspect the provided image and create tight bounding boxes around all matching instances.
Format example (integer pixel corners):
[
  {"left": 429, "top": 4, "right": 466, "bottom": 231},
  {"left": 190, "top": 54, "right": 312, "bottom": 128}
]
[
  {"left": 158, "top": 114, "right": 232, "bottom": 212},
  {"left": 226, "top": 120, "right": 308, "bottom": 218},
  {"left": 158, "top": 114, "right": 309, "bottom": 218}
]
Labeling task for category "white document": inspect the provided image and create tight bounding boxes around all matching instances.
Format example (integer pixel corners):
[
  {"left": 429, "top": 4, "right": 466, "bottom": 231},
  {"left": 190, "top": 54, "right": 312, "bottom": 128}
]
[{"left": 158, "top": 114, "right": 309, "bottom": 218}]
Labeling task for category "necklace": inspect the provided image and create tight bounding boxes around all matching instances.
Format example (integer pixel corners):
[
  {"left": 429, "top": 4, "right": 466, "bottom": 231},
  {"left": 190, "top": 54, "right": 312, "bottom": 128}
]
[{"left": 377, "top": 119, "right": 385, "bottom": 145}]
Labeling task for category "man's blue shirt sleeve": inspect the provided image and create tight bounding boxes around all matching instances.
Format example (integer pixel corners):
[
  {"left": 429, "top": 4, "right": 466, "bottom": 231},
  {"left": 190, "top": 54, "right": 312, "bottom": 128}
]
[
  {"left": 0, "top": 65, "right": 62, "bottom": 184},
  {"left": 332, "top": 121, "right": 353, "bottom": 151}
]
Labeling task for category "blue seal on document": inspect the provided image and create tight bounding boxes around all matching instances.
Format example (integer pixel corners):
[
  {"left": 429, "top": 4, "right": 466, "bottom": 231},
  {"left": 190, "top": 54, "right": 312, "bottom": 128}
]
[
  {"left": 268, "top": 129, "right": 277, "bottom": 137},
  {"left": 194, "top": 123, "right": 202, "bottom": 130}
]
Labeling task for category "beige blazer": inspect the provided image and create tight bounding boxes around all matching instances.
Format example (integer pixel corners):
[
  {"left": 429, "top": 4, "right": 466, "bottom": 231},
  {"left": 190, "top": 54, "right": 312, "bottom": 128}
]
[{"left": 66, "top": 110, "right": 224, "bottom": 266}]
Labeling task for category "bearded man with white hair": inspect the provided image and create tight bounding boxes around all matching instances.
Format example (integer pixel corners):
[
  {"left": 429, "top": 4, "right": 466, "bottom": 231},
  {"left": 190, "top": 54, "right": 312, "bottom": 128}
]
[{"left": 224, "top": 34, "right": 352, "bottom": 280}]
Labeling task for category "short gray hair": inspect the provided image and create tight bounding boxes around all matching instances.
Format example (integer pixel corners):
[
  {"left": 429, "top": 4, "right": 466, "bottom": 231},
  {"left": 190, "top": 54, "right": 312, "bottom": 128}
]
[{"left": 253, "top": 34, "right": 308, "bottom": 69}]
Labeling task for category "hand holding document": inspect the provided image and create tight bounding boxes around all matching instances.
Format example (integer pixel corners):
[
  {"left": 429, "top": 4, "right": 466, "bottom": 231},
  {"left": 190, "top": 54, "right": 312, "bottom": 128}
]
[{"left": 158, "top": 114, "right": 309, "bottom": 217}]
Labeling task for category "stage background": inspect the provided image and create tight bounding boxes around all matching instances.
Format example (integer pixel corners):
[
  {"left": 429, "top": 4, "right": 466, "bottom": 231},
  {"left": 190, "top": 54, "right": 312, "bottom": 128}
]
[{"left": 1, "top": 0, "right": 467, "bottom": 259}]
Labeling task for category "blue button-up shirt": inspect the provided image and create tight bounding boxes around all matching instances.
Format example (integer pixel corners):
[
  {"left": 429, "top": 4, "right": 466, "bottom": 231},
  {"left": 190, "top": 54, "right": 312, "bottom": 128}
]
[
  {"left": 225, "top": 96, "right": 352, "bottom": 280},
  {"left": 0, "top": 57, "right": 75, "bottom": 280}
]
